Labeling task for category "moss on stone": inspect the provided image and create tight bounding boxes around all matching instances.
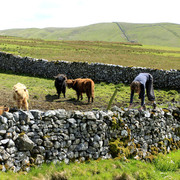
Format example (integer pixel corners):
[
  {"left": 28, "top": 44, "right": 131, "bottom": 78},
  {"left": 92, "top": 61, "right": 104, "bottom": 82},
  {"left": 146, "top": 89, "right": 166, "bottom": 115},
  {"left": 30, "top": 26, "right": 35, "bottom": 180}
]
[
  {"left": 150, "top": 146, "right": 159, "bottom": 155},
  {"left": 19, "top": 132, "right": 25, "bottom": 137},
  {"left": 175, "top": 127, "right": 180, "bottom": 136}
]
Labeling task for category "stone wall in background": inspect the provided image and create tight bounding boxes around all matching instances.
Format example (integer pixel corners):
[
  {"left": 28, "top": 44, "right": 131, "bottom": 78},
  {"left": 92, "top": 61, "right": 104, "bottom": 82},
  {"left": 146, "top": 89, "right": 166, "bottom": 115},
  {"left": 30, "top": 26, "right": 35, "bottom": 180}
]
[
  {"left": 0, "top": 52, "right": 179, "bottom": 89},
  {"left": 0, "top": 107, "right": 179, "bottom": 172}
]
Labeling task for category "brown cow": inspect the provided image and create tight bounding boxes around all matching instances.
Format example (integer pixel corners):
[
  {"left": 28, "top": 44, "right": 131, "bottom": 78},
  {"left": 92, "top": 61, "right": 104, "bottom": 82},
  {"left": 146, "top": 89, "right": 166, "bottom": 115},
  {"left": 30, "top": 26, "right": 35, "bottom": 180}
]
[
  {"left": 0, "top": 105, "right": 9, "bottom": 115},
  {"left": 66, "top": 78, "right": 94, "bottom": 103}
]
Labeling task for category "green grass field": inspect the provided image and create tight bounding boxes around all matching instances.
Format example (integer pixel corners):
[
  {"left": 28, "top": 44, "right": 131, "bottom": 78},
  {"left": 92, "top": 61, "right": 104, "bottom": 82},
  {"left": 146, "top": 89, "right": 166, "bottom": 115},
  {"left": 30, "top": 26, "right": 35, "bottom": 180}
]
[{"left": 0, "top": 36, "right": 180, "bottom": 70}]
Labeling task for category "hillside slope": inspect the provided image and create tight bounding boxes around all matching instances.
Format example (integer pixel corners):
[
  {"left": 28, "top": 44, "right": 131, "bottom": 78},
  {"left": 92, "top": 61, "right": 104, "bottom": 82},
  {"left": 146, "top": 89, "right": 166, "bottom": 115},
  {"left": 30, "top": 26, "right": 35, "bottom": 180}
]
[{"left": 0, "top": 22, "right": 180, "bottom": 47}]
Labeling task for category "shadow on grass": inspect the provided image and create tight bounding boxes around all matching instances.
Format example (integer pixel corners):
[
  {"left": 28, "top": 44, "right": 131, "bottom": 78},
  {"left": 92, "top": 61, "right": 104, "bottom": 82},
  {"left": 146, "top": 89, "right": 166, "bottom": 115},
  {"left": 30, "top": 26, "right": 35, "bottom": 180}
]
[
  {"left": 45, "top": 94, "right": 89, "bottom": 105},
  {"left": 66, "top": 98, "right": 90, "bottom": 106},
  {"left": 45, "top": 94, "right": 58, "bottom": 102}
]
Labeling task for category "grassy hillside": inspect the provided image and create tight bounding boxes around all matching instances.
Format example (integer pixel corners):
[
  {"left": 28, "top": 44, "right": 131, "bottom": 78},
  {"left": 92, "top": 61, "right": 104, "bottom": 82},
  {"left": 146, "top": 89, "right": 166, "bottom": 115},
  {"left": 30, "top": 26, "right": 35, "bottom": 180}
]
[
  {"left": 0, "top": 23, "right": 126, "bottom": 42},
  {"left": 0, "top": 22, "right": 180, "bottom": 47},
  {"left": 0, "top": 36, "right": 180, "bottom": 70}
]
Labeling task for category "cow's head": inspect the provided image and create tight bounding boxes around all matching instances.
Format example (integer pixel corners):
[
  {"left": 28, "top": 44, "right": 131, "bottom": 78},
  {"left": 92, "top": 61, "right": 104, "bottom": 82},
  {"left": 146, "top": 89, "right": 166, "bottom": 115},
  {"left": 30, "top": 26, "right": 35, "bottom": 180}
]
[{"left": 66, "top": 79, "right": 76, "bottom": 88}]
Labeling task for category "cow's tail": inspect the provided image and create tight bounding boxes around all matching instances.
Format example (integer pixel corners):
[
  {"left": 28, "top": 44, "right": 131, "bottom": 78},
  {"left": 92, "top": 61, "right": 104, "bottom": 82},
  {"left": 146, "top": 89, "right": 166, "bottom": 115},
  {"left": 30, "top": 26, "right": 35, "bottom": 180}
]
[{"left": 91, "top": 80, "right": 95, "bottom": 102}]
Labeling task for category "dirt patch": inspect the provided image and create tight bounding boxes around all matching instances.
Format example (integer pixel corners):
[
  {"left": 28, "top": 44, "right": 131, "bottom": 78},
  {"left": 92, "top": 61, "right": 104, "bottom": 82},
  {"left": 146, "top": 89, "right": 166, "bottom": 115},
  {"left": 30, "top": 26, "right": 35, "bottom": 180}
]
[
  {"left": 0, "top": 89, "right": 113, "bottom": 112},
  {"left": 0, "top": 87, "right": 177, "bottom": 112}
]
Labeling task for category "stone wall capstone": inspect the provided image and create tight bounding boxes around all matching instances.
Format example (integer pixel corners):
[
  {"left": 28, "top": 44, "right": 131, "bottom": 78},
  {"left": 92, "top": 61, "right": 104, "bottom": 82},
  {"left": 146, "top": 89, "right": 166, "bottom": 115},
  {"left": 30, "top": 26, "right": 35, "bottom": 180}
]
[
  {"left": 0, "top": 107, "right": 179, "bottom": 172},
  {"left": 0, "top": 52, "right": 179, "bottom": 89}
]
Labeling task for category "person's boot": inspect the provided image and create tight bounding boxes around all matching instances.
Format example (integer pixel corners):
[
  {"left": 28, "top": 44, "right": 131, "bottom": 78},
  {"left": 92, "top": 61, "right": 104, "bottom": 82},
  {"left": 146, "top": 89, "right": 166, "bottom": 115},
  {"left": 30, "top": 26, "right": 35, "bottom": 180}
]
[
  {"left": 153, "top": 102, "right": 157, "bottom": 110},
  {"left": 143, "top": 104, "right": 146, "bottom": 110}
]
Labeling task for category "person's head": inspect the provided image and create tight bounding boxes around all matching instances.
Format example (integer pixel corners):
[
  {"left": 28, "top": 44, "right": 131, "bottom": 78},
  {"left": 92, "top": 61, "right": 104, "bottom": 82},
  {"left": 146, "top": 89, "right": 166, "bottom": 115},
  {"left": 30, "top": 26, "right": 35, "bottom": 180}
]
[{"left": 130, "top": 81, "right": 141, "bottom": 93}]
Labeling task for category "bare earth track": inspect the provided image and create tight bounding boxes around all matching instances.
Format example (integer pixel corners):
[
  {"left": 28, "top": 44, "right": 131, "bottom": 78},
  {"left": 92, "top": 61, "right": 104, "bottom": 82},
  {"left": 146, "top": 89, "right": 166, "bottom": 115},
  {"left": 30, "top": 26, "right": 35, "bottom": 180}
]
[
  {"left": 0, "top": 86, "right": 177, "bottom": 113},
  {"left": 0, "top": 87, "right": 117, "bottom": 112}
]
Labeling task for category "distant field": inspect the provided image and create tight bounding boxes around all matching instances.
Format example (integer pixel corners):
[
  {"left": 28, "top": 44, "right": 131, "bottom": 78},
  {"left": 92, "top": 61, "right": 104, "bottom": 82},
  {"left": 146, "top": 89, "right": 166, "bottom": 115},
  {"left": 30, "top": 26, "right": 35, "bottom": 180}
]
[
  {"left": 0, "top": 36, "right": 180, "bottom": 70},
  {"left": 0, "top": 22, "right": 180, "bottom": 47}
]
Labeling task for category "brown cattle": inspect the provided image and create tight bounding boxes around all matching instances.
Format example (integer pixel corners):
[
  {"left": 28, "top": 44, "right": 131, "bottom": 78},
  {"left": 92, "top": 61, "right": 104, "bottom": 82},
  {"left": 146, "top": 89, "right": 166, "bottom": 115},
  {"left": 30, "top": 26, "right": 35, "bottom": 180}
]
[
  {"left": 66, "top": 78, "right": 94, "bottom": 103},
  {"left": 13, "top": 83, "right": 29, "bottom": 110},
  {"left": 0, "top": 105, "right": 9, "bottom": 115}
]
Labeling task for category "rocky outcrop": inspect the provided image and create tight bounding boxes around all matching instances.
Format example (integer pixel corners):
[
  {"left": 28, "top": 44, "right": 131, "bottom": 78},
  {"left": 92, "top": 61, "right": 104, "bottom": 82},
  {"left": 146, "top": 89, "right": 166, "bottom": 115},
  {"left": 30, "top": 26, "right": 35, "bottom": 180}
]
[
  {"left": 0, "top": 107, "right": 179, "bottom": 172},
  {"left": 0, "top": 52, "right": 179, "bottom": 89}
]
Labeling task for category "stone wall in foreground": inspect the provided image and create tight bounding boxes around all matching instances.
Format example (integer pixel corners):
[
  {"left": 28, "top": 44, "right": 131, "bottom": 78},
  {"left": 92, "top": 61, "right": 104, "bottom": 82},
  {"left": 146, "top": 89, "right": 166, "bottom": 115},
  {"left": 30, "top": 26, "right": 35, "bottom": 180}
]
[
  {"left": 0, "top": 107, "right": 179, "bottom": 172},
  {"left": 0, "top": 52, "right": 179, "bottom": 89}
]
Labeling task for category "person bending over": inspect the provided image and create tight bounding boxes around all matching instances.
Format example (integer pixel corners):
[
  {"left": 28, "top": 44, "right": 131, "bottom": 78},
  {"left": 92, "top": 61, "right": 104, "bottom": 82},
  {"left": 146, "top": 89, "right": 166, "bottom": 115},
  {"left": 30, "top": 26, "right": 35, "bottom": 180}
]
[{"left": 129, "top": 73, "right": 156, "bottom": 110}]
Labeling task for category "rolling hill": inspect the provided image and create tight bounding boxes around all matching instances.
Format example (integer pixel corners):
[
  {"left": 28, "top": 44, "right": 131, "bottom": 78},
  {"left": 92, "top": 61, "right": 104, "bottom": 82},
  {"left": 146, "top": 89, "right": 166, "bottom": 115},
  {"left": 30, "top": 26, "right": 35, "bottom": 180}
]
[{"left": 0, "top": 22, "right": 180, "bottom": 47}]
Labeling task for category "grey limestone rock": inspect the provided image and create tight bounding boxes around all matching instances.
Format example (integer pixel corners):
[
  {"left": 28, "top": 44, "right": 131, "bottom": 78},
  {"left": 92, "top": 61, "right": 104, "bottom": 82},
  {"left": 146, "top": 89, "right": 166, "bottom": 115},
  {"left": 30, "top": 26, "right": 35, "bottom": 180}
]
[
  {"left": 15, "top": 134, "right": 35, "bottom": 151},
  {"left": 30, "top": 110, "right": 43, "bottom": 119},
  {"left": 84, "top": 112, "right": 96, "bottom": 120}
]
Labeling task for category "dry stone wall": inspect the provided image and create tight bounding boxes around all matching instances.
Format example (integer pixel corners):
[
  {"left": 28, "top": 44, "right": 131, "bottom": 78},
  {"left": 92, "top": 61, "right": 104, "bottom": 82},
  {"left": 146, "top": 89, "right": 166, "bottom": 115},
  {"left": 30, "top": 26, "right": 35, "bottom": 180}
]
[
  {"left": 0, "top": 52, "right": 179, "bottom": 172},
  {"left": 0, "top": 107, "right": 179, "bottom": 172},
  {"left": 0, "top": 52, "right": 179, "bottom": 89}
]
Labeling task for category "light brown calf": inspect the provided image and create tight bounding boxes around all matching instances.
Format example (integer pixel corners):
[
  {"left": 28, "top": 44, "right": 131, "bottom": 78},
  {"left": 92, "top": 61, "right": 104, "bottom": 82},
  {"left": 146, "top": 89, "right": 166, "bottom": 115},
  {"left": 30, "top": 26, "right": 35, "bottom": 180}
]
[{"left": 13, "top": 83, "right": 29, "bottom": 110}]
